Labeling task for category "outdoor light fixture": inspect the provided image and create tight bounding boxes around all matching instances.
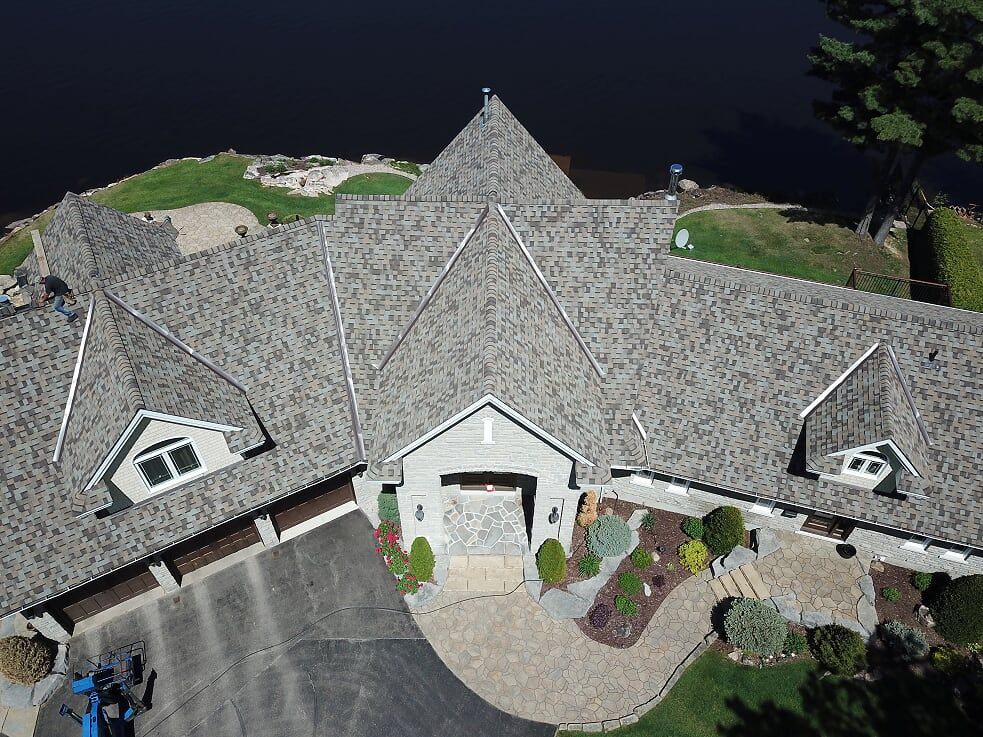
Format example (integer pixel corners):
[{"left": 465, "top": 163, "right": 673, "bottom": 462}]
[
  {"left": 485, "top": 483, "right": 496, "bottom": 492},
  {"left": 415, "top": 504, "right": 425, "bottom": 522},
  {"left": 666, "top": 163, "right": 684, "bottom": 201},
  {"left": 548, "top": 506, "right": 559, "bottom": 524}
]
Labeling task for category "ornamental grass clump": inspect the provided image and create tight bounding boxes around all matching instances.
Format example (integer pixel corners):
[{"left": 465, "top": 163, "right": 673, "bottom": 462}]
[
  {"left": 576, "top": 490, "right": 599, "bottom": 528},
  {"left": 677, "top": 539, "right": 710, "bottom": 575},
  {"left": 724, "top": 598, "right": 788, "bottom": 655},
  {"left": 681, "top": 516, "right": 704, "bottom": 540},
  {"left": 630, "top": 546, "right": 654, "bottom": 569},
  {"left": 809, "top": 624, "right": 867, "bottom": 675},
  {"left": 409, "top": 536, "right": 435, "bottom": 582},
  {"left": 578, "top": 553, "right": 601, "bottom": 578},
  {"left": 615, "top": 595, "right": 638, "bottom": 618},
  {"left": 618, "top": 571, "right": 643, "bottom": 596},
  {"left": 880, "top": 620, "right": 929, "bottom": 661},
  {"left": 0, "top": 636, "right": 54, "bottom": 686},
  {"left": 703, "top": 506, "right": 745, "bottom": 555},
  {"left": 931, "top": 574, "right": 983, "bottom": 646},
  {"left": 537, "top": 538, "right": 567, "bottom": 584},
  {"left": 586, "top": 515, "right": 631, "bottom": 558}
]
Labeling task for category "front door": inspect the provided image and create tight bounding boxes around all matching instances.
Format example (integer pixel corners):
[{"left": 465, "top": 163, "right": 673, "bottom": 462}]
[{"left": 801, "top": 512, "right": 853, "bottom": 540}]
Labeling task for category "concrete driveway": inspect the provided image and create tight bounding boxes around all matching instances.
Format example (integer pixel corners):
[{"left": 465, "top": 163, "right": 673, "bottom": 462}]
[{"left": 36, "top": 512, "right": 552, "bottom": 737}]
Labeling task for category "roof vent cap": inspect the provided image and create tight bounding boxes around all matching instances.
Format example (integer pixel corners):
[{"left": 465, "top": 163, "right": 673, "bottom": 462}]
[
  {"left": 923, "top": 348, "right": 941, "bottom": 370},
  {"left": 481, "top": 87, "right": 492, "bottom": 126}
]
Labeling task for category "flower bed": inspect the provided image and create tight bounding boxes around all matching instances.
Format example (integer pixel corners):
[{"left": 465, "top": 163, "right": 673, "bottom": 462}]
[
  {"left": 870, "top": 562, "right": 944, "bottom": 646},
  {"left": 570, "top": 500, "right": 693, "bottom": 648},
  {"left": 373, "top": 520, "right": 421, "bottom": 595}
]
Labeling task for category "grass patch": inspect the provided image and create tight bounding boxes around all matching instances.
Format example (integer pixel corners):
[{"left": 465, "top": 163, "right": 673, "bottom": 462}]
[
  {"left": 560, "top": 648, "right": 976, "bottom": 737},
  {"left": 672, "top": 208, "right": 908, "bottom": 286},
  {"left": 0, "top": 156, "right": 414, "bottom": 274}
]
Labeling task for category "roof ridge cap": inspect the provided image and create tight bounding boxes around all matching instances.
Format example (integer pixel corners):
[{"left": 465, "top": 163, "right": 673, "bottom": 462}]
[
  {"left": 481, "top": 216, "right": 504, "bottom": 394},
  {"left": 96, "top": 291, "right": 145, "bottom": 410},
  {"left": 63, "top": 193, "right": 100, "bottom": 281}
]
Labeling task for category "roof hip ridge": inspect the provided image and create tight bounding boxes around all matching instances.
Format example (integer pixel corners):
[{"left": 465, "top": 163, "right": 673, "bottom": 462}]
[{"left": 64, "top": 193, "right": 100, "bottom": 280}]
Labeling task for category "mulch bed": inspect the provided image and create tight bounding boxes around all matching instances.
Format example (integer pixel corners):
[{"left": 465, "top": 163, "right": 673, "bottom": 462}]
[
  {"left": 562, "top": 500, "right": 693, "bottom": 648},
  {"left": 870, "top": 561, "right": 946, "bottom": 646}
]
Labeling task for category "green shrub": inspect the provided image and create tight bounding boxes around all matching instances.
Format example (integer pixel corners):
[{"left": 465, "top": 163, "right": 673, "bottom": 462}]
[
  {"left": 931, "top": 574, "right": 983, "bottom": 646},
  {"left": 536, "top": 538, "right": 567, "bottom": 584},
  {"left": 881, "top": 586, "right": 901, "bottom": 602},
  {"left": 0, "top": 636, "right": 54, "bottom": 685},
  {"left": 578, "top": 553, "right": 601, "bottom": 578},
  {"left": 377, "top": 492, "right": 400, "bottom": 524},
  {"left": 931, "top": 646, "right": 968, "bottom": 676},
  {"left": 408, "top": 537, "right": 435, "bottom": 581},
  {"left": 912, "top": 571, "right": 933, "bottom": 592},
  {"left": 630, "top": 546, "right": 654, "bottom": 569},
  {"left": 681, "top": 516, "right": 704, "bottom": 540},
  {"left": 703, "top": 506, "right": 745, "bottom": 555},
  {"left": 586, "top": 515, "right": 631, "bottom": 557},
  {"left": 809, "top": 624, "right": 867, "bottom": 675},
  {"left": 619, "top": 571, "right": 643, "bottom": 596},
  {"left": 783, "top": 631, "right": 808, "bottom": 655},
  {"left": 388, "top": 554, "right": 408, "bottom": 576},
  {"left": 927, "top": 208, "right": 983, "bottom": 312},
  {"left": 677, "top": 539, "right": 710, "bottom": 575},
  {"left": 880, "top": 620, "right": 929, "bottom": 661},
  {"left": 263, "top": 161, "right": 289, "bottom": 175},
  {"left": 615, "top": 595, "right": 639, "bottom": 618},
  {"left": 640, "top": 511, "right": 657, "bottom": 531},
  {"left": 724, "top": 598, "right": 788, "bottom": 655}
]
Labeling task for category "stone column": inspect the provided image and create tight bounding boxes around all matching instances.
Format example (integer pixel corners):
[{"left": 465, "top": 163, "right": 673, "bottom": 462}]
[
  {"left": 254, "top": 514, "right": 280, "bottom": 547},
  {"left": 147, "top": 559, "right": 181, "bottom": 593},
  {"left": 25, "top": 608, "right": 72, "bottom": 642}
]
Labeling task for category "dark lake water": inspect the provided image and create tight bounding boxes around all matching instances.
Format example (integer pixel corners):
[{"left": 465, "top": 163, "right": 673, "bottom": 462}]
[{"left": 1, "top": 0, "right": 978, "bottom": 226}]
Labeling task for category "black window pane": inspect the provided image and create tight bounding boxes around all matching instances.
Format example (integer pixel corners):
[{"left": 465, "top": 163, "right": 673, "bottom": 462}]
[
  {"left": 866, "top": 462, "right": 883, "bottom": 475},
  {"left": 169, "top": 444, "right": 201, "bottom": 475},
  {"left": 848, "top": 458, "right": 864, "bottom": 470},
  {"left": 138, "top": 456, "right": 172, "bottom": 486}
]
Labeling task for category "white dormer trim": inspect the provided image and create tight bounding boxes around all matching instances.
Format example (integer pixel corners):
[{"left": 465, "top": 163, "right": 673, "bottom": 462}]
[
  {"left": 631, "top": 412, "right": 648, "bottom": 442},
  {"left": 828, "top": 439, "right": 920, "bottom": 477},
  {"left": 82, "top": 411, "right": 246, "bottom": 492},
  {"left": 798, "top": 342, "right": 880, "bottom": 419},
  {"left": 380, "top": 393, "right": 595, "bottom": 467}
]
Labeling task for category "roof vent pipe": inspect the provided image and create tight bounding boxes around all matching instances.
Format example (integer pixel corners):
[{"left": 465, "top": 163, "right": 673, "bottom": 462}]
[
  {"left": 481, "top": 87, "right": 491, "bottom": 126},
  {"left": 666, "top": 164, "right": 684, "bottom": 201}
]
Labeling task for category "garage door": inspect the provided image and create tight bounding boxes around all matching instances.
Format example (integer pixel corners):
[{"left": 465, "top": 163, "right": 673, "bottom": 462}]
[
  {"left": 57, "top": 563, "right": 161, "bottom": 625},
  {"left": 171, "top": 520, "right": 261, "bottom": 576},
  {"left": 273, "top": 477, "right": 354, "bottom": 532}
]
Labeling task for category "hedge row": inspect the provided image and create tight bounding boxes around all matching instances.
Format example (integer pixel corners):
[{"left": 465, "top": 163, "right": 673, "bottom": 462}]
[{"left": 928, "top": 208, "right": 983, "bottom": 312}]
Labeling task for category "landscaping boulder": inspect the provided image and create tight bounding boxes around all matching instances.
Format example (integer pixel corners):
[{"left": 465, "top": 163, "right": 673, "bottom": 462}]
[
  {"left": 801, "top": 610, "right": 834, "bottom": 628},
  {"left": 857, "top": 596, "right": 879, "bottom": 633},
  {"left": 627, "top": 509, "right": 648, "bottom": 530},
  {"left": 567, "top": 574, "right": 607, "bottom": 603},
  {"left": 710, "top": 545, "right": 756, "bottom": 578},
  {"left": 858, "top": 574, "right": 875, "bottom": 603},
  {"left": 539, "top": 588, "right": 592, "bottom": 620},
  {"left": 915, "top": 605, "right": 936, "bottom": 629},
  {"left": 752, "top": 527, "right": 781, "bottom": 559},
  {"left": 834, "top": 616, "right": 870, "bottom": 639},
  {"left": 678, "top": 179, "right": 700, "bottom": 192},
  {"left": 361, "top": 153, "right": 384, "bottom": 165},
  {"left": 769, "top": 593, "right": 801, "bottom": 622}
]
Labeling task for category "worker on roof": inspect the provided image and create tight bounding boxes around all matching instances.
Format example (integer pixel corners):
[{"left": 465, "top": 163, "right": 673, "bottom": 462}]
[{"left": 37, "top": 274, "right": 78, "bottom": 323}]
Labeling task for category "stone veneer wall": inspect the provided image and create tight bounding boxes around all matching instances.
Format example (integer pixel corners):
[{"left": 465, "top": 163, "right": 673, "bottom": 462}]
[{"left": 607, "top": 474, "right": 983, "bottom": 578}]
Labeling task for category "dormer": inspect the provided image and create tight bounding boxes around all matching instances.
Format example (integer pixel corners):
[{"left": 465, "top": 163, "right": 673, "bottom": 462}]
[{"left": 800, "top": 342, "right": 931, "bottom": 494}]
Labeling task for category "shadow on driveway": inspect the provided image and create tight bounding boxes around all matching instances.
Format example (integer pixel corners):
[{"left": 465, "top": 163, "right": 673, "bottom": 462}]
[{"left": 37, "top": 512, "right": 551, "bottom": 737}]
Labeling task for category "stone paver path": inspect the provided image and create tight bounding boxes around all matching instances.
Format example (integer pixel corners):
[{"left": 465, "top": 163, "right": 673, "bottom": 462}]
[
  {"left": 754, "top": 531, "right": 868, "bottom": 619},
  {"left": 444, "top": 555, "right": 524, "bottom": 593},
  {"left": 131, "top": 202, "right": 262, "bottom": 254},
  {"left": 444, "top": 495, "right": 527, "bottom": 555},
  {"left": 413, "top": 574, "right": 716, "bottom": 724}
]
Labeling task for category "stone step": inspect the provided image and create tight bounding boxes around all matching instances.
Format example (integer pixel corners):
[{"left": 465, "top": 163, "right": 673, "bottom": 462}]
[
  {"left": 732, "top": 569, "right": 756, "bottom": 599},
  {"left": 739, "top": 563, "right": 772, "bottom": 599},
  {"left": 709, "top": 578, "right": 728, "bottom": 601},
  {"left": 720, "top": 572, "right": 742, "bottom": 599}
]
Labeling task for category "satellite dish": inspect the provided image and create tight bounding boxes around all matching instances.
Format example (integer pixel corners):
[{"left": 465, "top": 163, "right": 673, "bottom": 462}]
[{"left": 674, "top": 228, "right": 689, "bottom": 248}]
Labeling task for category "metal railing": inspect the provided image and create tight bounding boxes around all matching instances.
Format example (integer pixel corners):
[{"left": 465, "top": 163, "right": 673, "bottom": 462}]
[{"left": 846, "top": 267, "right": 951, "bottom": 306}]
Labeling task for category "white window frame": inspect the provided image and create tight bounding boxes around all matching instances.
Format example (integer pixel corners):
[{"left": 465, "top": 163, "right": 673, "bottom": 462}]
[
  {"left": 842, "top": 450, "right": 890, "bottom": 480},
  {"left": 630, "top": 469, "right": 657, "bottom": 487},
  {"left": 666, "top": 476, "right": 691, "bottom": 496},
  {"left": 134, "top": 437, "right": 206, "bottom": 492},
  {"left": 749, "top": 497, "right": 777, "bottom": 516}
]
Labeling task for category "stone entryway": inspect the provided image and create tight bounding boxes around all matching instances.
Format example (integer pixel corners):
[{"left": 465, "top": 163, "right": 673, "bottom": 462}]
[
  {"left": 444, "top": 555, "right": 524, "bottom": 593},
  {"left": 444, "top": 495, "right": 527, "bottom": 555}
]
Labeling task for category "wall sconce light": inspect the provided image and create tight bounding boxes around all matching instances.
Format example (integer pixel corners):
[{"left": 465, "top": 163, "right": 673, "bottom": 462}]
[
  {"left": 548, "top": 506, "right": 559, "bottom": 525},
  {"left": 415, "top": 504, "right": 425, "bottom": 522}
]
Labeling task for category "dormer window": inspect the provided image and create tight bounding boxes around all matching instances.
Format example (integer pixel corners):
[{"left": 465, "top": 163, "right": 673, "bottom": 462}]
[
  {"left": 134, "top": 438, "right": 204, "bottom": 490},
  {"left": 844, "top": 451, "right": 888, "bottom": 478}
]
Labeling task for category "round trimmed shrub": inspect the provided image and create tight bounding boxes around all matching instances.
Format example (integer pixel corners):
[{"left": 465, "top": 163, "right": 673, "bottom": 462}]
[
  {"left": 681, "top": 516, "right": 704, "bottom": 540},
  {"left": 408, "top": 537, "right": 435, "bottom": 581},
  {"left": 588, "top": 604, "right": 611, "bottom": 629},
  {"left": 630, "top": 546, "right": 654, "bottom": 569},
  {"left": 0, "top": 636, "right": 54, "bottom": 685},
  {"left": 615, "top": 595, "right": 638, "bottom": 618},
  {"left": 618, "top": 571, "right": 643, "bottom": 596},
  {"left": 703, "top": 506, "right": 745, "bottom": 555},
  {"left": 783, "top": 631, "right": 808, "bottom": 655},
  {"left": 677, "top": 539, "right": 709, "bottom": 575},
  {"left": 881, "top": 586, "right": 901, "bottom": 602},
  {"left": 536, "top": 538, "right": 567, "bottom": 584},
  {"left": 931, "top": 574, "right": 983, "bottom": 646},
  {"left": 809, "top": 624, "right": 867, "bottom": 675},
  {"left": 578, "top": 553, "right": 601, "bottom": 578},
  {"left": 377, "top": 492, "right": 400, "bottom": 524},
  {"left": 880, "top": 620, "right": 929, "bottom": 661},
  {"left": 912, "top": 571, "right": 933, "bottom": 592},
  {"left": 586, "top": 515, "right": 631, "bottom": 558},
  {"left": 723, "top": 598, "right": 788, "bottom": 655}
]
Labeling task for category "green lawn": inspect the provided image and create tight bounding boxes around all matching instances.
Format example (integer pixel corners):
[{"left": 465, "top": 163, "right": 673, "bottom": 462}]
[
  {"left": 0, "top": 155, "right": 413, "bottom": 274},
  {"left": 672, "top": 208, "right": 909, "bottom": 286},
  {"left": 560, "top": 649, "right": 977, "bottom": 737}
]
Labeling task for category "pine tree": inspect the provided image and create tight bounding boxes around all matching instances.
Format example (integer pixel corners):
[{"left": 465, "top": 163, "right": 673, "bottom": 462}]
[{"left": 809, "top": 0, "right": 983, "bottom": 243}]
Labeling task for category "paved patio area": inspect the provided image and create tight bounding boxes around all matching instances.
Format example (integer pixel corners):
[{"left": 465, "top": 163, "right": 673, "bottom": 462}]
[
  {"left": 413, "top": 573, "right": 717, "bottom": 724},
  {"left": 132, "top": 202, "right": 262, "bottom": 254}
]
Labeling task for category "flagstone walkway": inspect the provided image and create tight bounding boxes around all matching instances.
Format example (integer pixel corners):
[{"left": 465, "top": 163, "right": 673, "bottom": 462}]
[{"left": 412, "top": 573, "right": 717, "bottom": 725}]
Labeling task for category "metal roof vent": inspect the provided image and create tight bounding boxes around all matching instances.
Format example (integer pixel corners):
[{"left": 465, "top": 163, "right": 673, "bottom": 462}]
[
  {"left": 481, "top": 87, "right": 491, "bottom": 126},
  {"left": 922, "top": 349, "right": 941, "bottom": 370}
]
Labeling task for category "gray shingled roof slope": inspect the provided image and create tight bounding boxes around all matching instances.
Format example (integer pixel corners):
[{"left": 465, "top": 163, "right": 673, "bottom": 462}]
[
  {"left": 39, "top": 194, "right": 180, "bottom": 292},
  {"left": 0, "top": 221, "right": 360, "bottom": 615},
  {"left": 633, "top": 257, "right": 983, "bottom": 546},
  {"left": 370, "top": 208, "right": 607, "bottom": 464},
  {"left": 804, "top": 343, "right": 929, "bottom": 477},
  {"left": 405, "top": 96, "right": 583, "bottom": 202}
]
